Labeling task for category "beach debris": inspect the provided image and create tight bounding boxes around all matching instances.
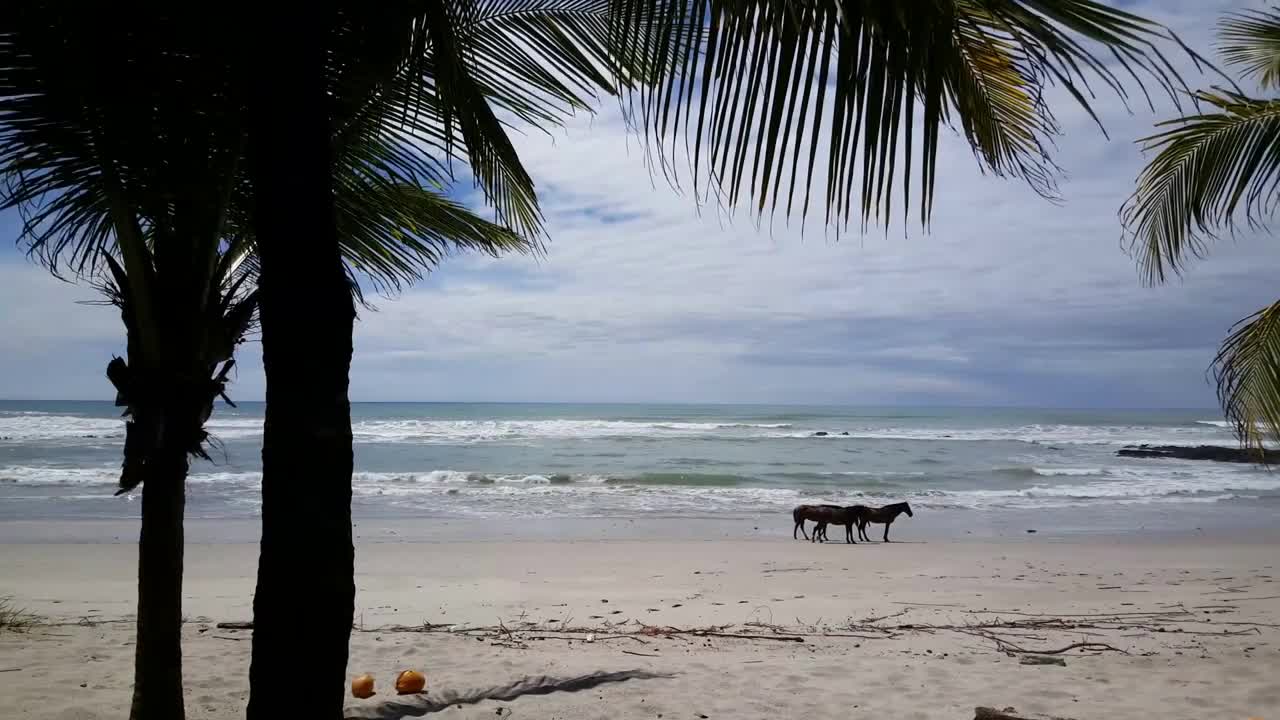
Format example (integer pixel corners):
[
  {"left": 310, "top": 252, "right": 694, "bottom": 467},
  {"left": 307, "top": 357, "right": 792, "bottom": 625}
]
[
  {"left": 1026, "top": 529, "right": 1037, "bottom": 534},
  {"left": 350, "top": 606, "right": 1263, "bottom": 660},
  {"left": 342, "top": 671, "right": 666, "bottom": 719},
  {"left": 215, "top": 621, "right": 253, "bottom": 630},
  {"left": 1018, "top": 655, "right": 1066, "bottom": 666},
  {"left": 351, "top": 674, "right": 376, "bottom": 699},
  {"left": 974, "top": 707, "right": 1075, "bottom": 720},
  {"left": 586, "top": 634, "right": 596, "bottom": 643},
  {"left": 396, "top": 669, "right": 427, "bottom": 695}
]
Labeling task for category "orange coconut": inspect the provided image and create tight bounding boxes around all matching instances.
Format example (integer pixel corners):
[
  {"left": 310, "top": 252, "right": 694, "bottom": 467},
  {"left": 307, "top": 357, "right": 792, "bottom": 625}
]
[
  {"left": 351, "top": 673, "right": 376, "bottom": 699},
  {"left": 395, "top": 669, "right": 426, "bottom": 695}
]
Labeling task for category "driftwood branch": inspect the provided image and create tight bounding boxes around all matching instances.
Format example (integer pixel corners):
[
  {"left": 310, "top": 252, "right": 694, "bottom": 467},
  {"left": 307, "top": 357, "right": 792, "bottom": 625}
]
[
  {"left": 689, "top": 631, "right": 804, "bottom": 642},
  {"left": 975, "top": 707, "right": 1076, "bottom": 720}
]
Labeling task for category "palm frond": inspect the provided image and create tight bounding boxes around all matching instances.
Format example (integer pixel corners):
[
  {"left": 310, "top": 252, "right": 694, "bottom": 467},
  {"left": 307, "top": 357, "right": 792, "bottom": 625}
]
[
  {"left": 1121, "top": 90, "right": 1280, "bottom": 284},
  {"left": 1220, "top": 8, "right": 1280, "bottom": 90},
  {"left": 607, "top": 0, "right": 1198, "bottom": 230},
  {"left": 333, "top": 174, "right": 533, "bottom": 299},
  {"left": 1215, "top": 300, "right": 1280, "bottom": 455},
  {"left": 330, "top": 0, "right": 688, "bottom": 245}
]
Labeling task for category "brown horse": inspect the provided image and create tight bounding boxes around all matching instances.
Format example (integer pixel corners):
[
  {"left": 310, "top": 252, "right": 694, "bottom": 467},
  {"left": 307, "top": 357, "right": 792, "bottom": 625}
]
[
  {"left": 813, "top": 504, "right": 870, "bottom": 544},
  {"left": 793, "top": 504, "right": 839, "bottom": 540},
  {"left": 855, "top": 502, "right": 913, "bottom": 542},
  {"left": 792, "top": 504, "right": 861, "bottom": 544}
]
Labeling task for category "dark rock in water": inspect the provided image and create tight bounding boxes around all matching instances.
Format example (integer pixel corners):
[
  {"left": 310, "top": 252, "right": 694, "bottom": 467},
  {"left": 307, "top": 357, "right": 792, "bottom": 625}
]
[
  {"left": 840, "top": 431, "right": 850, "bottom": 436},
  {"left": 1116, "top": 444, "right": 1280, "bottom": 464},
  {"left": 813, "top": 431, "right": 829, "bottom": 437}
]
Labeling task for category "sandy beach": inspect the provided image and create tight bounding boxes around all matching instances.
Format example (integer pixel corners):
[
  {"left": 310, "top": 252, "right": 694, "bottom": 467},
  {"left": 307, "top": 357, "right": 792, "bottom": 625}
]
[{"left": 2, "top": 527, "right": 1278, "bottom": 719}]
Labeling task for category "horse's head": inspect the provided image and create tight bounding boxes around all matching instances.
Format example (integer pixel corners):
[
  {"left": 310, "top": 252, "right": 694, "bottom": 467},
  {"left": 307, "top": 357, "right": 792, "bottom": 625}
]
[{"left": 901, "top": 502, "right": 913, "bottom": 517}]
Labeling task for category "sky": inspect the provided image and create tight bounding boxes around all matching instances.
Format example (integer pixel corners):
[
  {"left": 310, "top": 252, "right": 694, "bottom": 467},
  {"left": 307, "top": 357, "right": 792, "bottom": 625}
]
[{"left": 0, "top": 0, "right": 1274, "bottom": 408}]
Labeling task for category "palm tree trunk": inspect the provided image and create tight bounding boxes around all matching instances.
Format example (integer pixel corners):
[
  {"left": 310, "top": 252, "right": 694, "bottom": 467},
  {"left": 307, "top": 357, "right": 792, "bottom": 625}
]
[
  {"left": 128, "top": 445, "right": 188, "bottom": 720},
  {"left": 245, "top": 9, "right": 355, "bottom": 720}
]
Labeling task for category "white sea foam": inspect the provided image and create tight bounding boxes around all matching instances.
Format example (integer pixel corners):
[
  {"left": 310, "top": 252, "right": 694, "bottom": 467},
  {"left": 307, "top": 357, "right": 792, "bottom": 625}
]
[
  {"left": 0, "top": 411, "right": 1240, "bottom": 447},
  {"left": 345, "top": 419, "right": 796, "bottom": 443},
  {"left": 7, "top": 461, "right": 1274, "bottom": 517},
  {"left": 1031, "top": 467, "right": 1106, "bottom": 477},
  {"left": 0, "top": 413, "right": 264, "bottom": 442},
  {"left": 0, "top": 414, "right": 125, "bottom": 441},
  {"left": 0, "top": 466, "right": 121, "bottom": 486}
]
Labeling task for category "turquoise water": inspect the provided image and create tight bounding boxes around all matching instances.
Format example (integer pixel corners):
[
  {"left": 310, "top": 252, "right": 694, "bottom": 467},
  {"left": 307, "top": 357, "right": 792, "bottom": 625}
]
[{"left": 2, "top": 401, "right": 1278, "bottom": 523}]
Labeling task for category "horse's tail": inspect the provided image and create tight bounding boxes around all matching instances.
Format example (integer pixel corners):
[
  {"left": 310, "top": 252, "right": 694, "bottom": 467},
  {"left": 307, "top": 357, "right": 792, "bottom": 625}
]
[{"left": 792, "top": 506, "right": 805, "bottom": 540}]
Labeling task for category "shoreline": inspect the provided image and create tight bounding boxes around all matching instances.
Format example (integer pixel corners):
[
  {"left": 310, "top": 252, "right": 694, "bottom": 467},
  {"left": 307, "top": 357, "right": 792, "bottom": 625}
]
[{"left": 3, "top": 502, "right": 1280, "bottom": 545}]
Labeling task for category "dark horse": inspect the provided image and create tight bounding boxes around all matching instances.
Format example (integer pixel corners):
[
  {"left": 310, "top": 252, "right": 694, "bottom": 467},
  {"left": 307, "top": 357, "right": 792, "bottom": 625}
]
[
  {"left": 792, "top": 504, "right": 863, "bottom": 544},
  {"left": 855, "top": 502, "right": 913, "bottom": 542},
  {"left": 792, "top": 504, "right": 837, "bottom": 541},
  {"left": 813, "top": 505, "right": 870, "bottom": 544}
]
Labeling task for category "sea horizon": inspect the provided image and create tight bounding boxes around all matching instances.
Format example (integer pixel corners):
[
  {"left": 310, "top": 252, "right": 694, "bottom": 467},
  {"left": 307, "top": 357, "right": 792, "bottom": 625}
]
[{"left": 0, "top": 398, "right": 1225, "bottom": 411}]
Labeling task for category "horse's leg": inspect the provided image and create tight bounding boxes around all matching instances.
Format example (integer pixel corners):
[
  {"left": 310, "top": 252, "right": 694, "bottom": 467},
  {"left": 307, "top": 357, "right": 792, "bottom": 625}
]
[
  {"left": 794, "top": 519, "right": 803, "bottom": 540},
  {"left": 883, "top": 520, "right": 892, "bottom": 543},
  {"left": 857, "top": 519, "right": 869, "bottom": 542},
  {"left": 845, "top": 522, "right": 855, "bottom": 544}
]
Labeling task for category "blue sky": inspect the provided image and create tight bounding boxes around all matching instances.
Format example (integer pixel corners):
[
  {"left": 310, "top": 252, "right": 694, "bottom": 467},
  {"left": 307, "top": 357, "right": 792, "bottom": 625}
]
[{"left": 0, "top": 0, "right": 1273, "bottom": 408}]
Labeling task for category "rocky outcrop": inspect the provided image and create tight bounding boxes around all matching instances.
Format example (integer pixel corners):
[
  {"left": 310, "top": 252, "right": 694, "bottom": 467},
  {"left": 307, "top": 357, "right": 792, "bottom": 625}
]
[{"left": 1116, "top": 444, "right": 1279, "bottom": 464}]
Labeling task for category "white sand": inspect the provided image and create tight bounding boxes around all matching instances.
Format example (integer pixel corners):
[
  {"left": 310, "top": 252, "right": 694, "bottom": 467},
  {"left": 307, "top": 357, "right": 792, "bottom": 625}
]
[{"left": 2, "top": 536, "right": 1279, "bottom": 718}]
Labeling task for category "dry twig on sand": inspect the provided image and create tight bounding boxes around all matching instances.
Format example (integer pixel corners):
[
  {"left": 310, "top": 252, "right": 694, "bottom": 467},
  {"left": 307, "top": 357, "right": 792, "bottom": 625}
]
[{"left": 210, "top": 603, "right": 1273, "bottom": 659}]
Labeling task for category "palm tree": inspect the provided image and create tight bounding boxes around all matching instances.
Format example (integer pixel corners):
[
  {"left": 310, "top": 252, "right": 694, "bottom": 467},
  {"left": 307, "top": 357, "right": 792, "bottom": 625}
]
[
  {"left": 0, "top": 7, "right": 528, "bottom": 720},
  {"left": 240, "top": 1, "right": 1201, "bottom": 717},
  {"left": 1123, "top": 8, "right": 1280, "bottom": 454}
]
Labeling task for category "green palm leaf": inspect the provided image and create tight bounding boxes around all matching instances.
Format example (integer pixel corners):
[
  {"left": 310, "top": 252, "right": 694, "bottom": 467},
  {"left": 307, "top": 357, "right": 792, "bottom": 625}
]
[
  {"left": 1215, "top": 301, "right": 1280, "bottom": 454},
  {"left": 1121, "top": 90, "right": 1280, "bottom": 284},
  {"left": 1220, "top": 8, "right": 1280, "bottom": 90},
  {"left": 606, "top": 0, "right": 1198, "bottom": 230},
  {"left": 326, "top": 0, "right": 681, "bottom": 246}
]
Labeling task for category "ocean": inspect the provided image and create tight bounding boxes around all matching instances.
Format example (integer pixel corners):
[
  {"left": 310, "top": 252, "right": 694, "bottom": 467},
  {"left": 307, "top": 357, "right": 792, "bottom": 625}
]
[{"left": 2, "top": 400, "right": 1279, "bottom": 535}]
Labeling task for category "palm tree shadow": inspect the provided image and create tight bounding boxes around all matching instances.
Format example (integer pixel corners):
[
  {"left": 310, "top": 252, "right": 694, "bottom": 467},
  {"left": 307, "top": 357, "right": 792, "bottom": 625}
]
[{"left": 344, "top": 669, "right": 674, "bottom": 719}]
